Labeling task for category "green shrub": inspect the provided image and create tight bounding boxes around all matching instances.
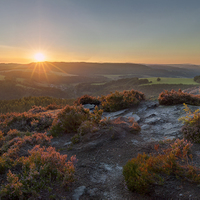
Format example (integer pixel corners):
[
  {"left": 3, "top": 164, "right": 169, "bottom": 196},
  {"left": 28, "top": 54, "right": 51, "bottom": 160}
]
[
  {"left": 123, "top": 139, "right": 200, "bottom": 194},
  {"left": 157, "top": 77, "right": 161, "bottom": 81},
  {"left": 158, "top": 89, "right": 200, "bottom": 105},
  {"left": 78, "top": 120, "right": 99, "bottom": 136},
  {"left": 100, "top": 90, "right": 145, "bottom": 112},
  {"left": 179, "top": 103, "right": 200, "bottom": 143},
  {"left": 194, "top": 75, "right": 200, "bottom": 83},
  {"left": 50, "top": 105, "right": 102, "bottom": 136}
]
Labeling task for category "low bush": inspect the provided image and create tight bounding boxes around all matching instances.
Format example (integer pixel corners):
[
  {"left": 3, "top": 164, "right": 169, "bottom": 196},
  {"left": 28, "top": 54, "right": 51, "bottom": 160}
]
[
  {"left": 45, "top": 103, "right": 63, "bottom": 110},
  {"left": 28, "top": 105, "right": 46, "bottom": 114},
  {"left": 78, "top": 120, "right": 99, "bottom": 136},
  {"left": 123, "top": 139, "right": 200, "bottom": 194},
  {"left": 100, "top": 90, "right": 145, "bottom": 112},
  {"left": 0, "top": 112, "right": 53, "bottom": 133},
  {"left": 158, "top": 89, "right": 200, "bottom": 105},
  {"left": 128, "top": 118, "right": 141, "bottom": 133},
  {"left": 74, "top": 94, "right": 100, "bottom": 105},
  {"left": 0, "top": 145, "right": 76, "bottom": 199},
  {"left": 0, "top": 128, "right": 76, "bottom": 199},
  {"left": 179, "top": 103, "right": 200, "bottom": 143},
  {"left": 50, "top": 105, "right": 103, "bottom": 136}
]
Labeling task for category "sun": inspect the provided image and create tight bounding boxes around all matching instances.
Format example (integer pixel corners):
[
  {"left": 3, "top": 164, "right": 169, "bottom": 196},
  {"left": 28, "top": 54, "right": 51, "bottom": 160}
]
[{"left": 34, "top": 52, "right": 45, "bottom": 62}]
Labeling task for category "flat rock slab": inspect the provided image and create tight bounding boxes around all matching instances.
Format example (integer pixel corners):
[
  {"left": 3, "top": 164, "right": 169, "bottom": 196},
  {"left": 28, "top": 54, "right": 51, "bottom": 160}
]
[{"left": 102, "top": 109, "right": 128, "bottom": 119}]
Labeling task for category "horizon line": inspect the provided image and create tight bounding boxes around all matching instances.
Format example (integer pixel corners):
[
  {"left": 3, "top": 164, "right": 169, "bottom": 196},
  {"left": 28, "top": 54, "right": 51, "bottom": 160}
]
[{"left": 0, "top": 61, "right": 200, "bottom": 66}]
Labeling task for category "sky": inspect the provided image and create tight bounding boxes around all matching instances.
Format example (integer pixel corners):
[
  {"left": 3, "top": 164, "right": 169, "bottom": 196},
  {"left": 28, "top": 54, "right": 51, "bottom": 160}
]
[{"left": 0, "top": 0, "right": 200, "bottom": 64}]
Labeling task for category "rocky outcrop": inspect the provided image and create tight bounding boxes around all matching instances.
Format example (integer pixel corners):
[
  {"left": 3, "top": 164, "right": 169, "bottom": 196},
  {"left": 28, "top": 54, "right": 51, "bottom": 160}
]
[{"left": 51, "top": 100, "right": 200, "bottom": 200}]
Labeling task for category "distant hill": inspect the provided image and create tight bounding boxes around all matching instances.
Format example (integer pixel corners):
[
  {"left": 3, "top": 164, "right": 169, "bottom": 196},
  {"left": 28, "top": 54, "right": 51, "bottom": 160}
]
[
  {"left": 148, "top": 64, "right": 200, "bottom": 78},
  {"left": 0, "top": 62, "right": 200, "bottom": 81}
]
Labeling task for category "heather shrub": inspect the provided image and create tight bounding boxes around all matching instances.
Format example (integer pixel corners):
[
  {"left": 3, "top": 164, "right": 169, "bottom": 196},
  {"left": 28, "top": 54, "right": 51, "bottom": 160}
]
[
  {"left": 128, "top": 118, "right": 141, "bottom": 133},
  {"left": 179, "top": 103, "right": 200, "bottom": 143},
  {"left": 28, "top": 105, "right": 46, "bottom": 114},
  {"left": 123, "top": 139, "right": 200, "bottom": 194},
  {"left": 74, "top": 94, "right": 100, "bottom": 105},
  {"left": 100, "top": 90, "right": 145, "bottom": 112},
  {"left": 78, "top": 120, "right": 99, "bottom": 136},
  {"left": 158, "top": 89, "right": 200, "bottom": 105},
  {"left": 0, "top": 131, "right": 52, "bottom": 159},
  {"left": 50, "top": 105, "right": 102, "bottom": 136},
  {"left": 45, "top": 103, "right": 62, "bottom": 110},
  {"left": 0, "top": 112, "right": 53, "bottom": 133},
  {"left": 0, "top": 145, "right": 76, "bottom": 199}
]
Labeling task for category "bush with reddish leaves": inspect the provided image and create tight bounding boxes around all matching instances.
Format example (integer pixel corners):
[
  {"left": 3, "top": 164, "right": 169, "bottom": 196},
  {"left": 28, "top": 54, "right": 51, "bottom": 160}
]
[
  {"left": 158, "top": 89, "right": 200, "bottom": 105},
  {"left": 74, "top": 94, "right": 100, "bottom": 105},
  {"left": 45, "top": 103, "right": 63, "bottom": 110},
  {"left": 0, "top": 129, "right": 76, "bottom": 199},
  {"left": 0, "top": 145, "right": 76, "bottom": 199},
  {"left": 0, "top": 112, "right": 53, "bottom": 133}
]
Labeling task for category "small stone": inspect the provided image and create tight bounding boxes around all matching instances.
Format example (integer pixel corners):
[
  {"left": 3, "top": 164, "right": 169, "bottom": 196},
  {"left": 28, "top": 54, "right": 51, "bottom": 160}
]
[
  {"left": 145, "top": 117, "right": 161, "bottom": 125},
  {"left": 73, "top": 186, "right": 86, "bottom": 200},
  {"left": 64, "top": 141, "right": 72, "bottom": 146}
]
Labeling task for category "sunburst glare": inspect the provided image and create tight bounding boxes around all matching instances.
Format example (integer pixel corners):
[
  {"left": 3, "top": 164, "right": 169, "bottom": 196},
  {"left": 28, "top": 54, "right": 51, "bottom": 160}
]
[{"left": 34, "top": 52, "right": 45, "bottom": 62}]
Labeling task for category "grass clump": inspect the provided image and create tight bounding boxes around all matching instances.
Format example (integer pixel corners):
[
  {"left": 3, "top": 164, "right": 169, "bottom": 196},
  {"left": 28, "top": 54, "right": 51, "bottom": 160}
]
[
  {"left": 123, "top": 138, "right": 200, "bottom": 194},
  {"left": 100, "top": 90, "right": 145, "bottom": 112},
  {"left": 179, "top": 103, "right": 200, "bottom": 143},
  {"left": 50, "top": 105, "right": 103, "bottom": 136},
  {"left": 158, "top": 89, "right": 200, "bottom": 105}
]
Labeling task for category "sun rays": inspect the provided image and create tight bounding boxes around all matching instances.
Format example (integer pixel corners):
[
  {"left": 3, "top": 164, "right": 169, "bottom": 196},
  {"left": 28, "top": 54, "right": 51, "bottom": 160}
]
[{"left": 29, "top": 61, "right": 69, "bottom": 83}]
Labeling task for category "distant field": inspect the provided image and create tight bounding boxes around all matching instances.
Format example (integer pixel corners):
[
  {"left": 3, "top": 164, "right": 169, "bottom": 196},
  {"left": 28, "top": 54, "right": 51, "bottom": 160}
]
[
  {"left": 91, "top": 82, "right": 106, "bottom": 85},
  {"left": 0, "top": 75, "right": 5, "bottom": 80},
  {"left": 141, "top": 77, "right": 199, "bottom": 85}
]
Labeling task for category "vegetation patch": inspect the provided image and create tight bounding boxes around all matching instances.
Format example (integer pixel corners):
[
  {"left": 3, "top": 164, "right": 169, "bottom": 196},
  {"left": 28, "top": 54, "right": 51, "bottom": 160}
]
[
  {"left": 141, "top": 77, "right": 199, "bottom": 85},
  {"left": 100, "top": 90, "right": 145, "bottom": 112},
  {"left": 74, "top": 94, "right": 100, "bottom": 105},
  {"left": 50, "top": 105, "right": 103, "bottom": 136},
  {"left": 179, "top": 104, "right": 200, "bottom": 143},
  {"left": 0, "top": 112, "right": 53, "bottom": 134},
  {"left": 0, "top": 96, "right": 74, "bottom": 114},
  {"left": 0, "top": 129, "right": 76, "bottom": 199},
  {"left": 158, "top": 89, "right": 200, "bottom": 105},
  {"left": 123, "top": 139, "right": 200, "bottom": 194}
]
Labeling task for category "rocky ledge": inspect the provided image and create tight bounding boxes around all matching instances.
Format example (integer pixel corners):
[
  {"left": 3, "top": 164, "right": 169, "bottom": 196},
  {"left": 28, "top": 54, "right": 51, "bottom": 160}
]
[{"left": 51, "top": 100, "right": 200, "bottom": 200}]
